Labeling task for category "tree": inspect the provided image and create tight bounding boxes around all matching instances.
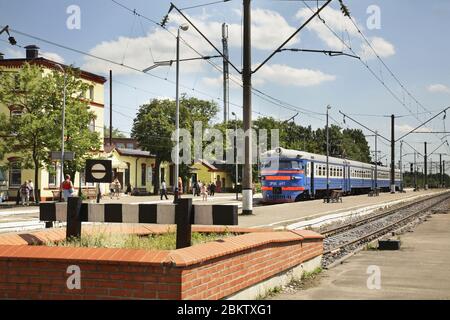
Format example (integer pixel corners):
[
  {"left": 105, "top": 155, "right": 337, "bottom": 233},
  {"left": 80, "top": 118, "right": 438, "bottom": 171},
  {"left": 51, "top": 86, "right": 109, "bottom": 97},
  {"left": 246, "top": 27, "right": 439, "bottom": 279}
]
[
  {"left": 132, "top": 96, "right": 218, "bottom": 194},
  {"left": 104, "top": 125, "right": 127, "bottom": 138},
  {"left": 0, "top": 63, "right": 101, "bottom": 201}
]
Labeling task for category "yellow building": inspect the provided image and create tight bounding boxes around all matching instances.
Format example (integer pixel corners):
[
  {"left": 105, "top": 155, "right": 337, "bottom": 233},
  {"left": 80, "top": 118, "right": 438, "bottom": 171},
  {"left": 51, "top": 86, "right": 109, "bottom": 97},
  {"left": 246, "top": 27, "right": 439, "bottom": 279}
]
[
  {"left": 0, "top": 45, "right": 106, "bottom": 201},
  {"left": 103, "top": 138, "right": 173, "bottom": 195},
  {"left": 188, "top": 160, "right": 234, "bottom": 193}
]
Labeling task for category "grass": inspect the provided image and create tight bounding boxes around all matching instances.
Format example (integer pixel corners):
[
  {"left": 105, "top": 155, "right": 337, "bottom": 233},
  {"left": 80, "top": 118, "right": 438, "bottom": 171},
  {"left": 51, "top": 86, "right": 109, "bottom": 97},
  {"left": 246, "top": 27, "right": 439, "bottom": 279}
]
[
  {"left": 255, "top": 286, "right": 282, "bottom": 300},
  {"left": 45, "top": 230, "right": 235, "bottom": 250}
]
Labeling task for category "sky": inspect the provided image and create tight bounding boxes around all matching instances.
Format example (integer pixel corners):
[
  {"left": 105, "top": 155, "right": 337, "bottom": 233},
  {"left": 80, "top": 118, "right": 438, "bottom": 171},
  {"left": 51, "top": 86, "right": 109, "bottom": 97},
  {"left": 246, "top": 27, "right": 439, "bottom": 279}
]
[{"left": 1, "top": 0, "right": 450, "bottom": 169}]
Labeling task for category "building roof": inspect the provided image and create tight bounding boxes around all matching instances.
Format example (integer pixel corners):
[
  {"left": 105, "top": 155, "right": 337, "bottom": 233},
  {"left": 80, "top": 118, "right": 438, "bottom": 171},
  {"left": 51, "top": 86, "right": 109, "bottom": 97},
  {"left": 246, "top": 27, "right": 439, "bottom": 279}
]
[
  {"left": 0, "top": 57, "right": 107, "bottom": 84},
  {"left": 116, "top": 148, "right": 155, "bottom": 158}
]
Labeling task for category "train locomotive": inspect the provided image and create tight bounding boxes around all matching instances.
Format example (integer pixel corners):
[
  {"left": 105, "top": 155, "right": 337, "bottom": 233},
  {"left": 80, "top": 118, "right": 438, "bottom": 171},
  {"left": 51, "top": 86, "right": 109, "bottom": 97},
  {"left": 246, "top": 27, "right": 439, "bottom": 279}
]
[{"left": 260, "top": 147, "right": 401, "bottom": 203}]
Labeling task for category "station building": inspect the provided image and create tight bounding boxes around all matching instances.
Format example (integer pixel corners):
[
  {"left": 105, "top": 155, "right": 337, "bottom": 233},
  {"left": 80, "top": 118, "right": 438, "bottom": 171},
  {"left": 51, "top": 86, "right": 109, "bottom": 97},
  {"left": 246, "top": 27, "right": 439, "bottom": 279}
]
[{"left": 0, "top": 45, "right": 106, "bottom": 201}]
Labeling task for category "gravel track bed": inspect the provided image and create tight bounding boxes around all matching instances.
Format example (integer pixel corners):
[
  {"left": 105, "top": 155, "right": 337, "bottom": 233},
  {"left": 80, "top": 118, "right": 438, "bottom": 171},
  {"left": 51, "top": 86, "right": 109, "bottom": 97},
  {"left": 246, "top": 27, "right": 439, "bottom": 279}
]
[{"left": 321, "top": 193, "right": 450, "bottom": 268}]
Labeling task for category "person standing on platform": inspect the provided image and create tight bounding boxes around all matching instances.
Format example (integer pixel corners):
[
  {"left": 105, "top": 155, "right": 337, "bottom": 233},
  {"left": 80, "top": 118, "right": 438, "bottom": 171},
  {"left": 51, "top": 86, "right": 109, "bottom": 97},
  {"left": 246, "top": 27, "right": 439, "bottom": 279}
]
[{"left": 160, "top": 180, "right": 169, "bottom": 200}]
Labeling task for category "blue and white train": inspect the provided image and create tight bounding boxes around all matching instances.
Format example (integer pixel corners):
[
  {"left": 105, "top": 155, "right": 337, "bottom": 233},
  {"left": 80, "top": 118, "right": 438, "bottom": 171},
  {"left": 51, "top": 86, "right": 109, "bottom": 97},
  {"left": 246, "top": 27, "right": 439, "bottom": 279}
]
[{"left": 260, "top": 147, "right": 401, "bottom": 203}]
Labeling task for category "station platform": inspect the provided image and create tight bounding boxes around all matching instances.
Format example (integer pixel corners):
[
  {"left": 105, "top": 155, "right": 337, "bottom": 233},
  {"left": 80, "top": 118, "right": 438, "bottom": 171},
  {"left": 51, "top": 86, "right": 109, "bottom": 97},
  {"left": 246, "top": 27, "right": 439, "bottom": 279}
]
[
  {"left": 241, "top": 189, "right": 447, "bottom": 228},
  {"left": 271, "top": 206, "right": 450, "bottom": 299}
]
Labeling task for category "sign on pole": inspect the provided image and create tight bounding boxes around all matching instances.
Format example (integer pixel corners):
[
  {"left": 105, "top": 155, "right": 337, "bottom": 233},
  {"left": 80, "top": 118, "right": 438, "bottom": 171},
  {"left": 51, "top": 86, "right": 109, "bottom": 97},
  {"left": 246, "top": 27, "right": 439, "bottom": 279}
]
[
  {"left": 85, "top": 159, "right": 113, "bottom": 183},
  {"left": 51, "top": 151, "right": 75, "bottom": 161}
]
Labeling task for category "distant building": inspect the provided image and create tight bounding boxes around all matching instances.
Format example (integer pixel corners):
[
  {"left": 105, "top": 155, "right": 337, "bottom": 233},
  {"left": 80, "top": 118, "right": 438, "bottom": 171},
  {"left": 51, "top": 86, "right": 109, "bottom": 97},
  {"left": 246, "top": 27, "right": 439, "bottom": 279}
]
[
  {"left": 0, "top": 45, "right": 106, "bottom": 201},
  {"left": 189, "top": 160, "right": 233, "bottom": 192},
  {"left": 103, "top": 138, "right": 174, "bottom": 194}
]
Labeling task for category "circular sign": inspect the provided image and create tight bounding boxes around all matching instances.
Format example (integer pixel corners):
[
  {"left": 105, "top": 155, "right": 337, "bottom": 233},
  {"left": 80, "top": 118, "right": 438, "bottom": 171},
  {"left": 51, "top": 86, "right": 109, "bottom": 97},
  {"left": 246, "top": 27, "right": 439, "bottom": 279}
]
[{"left": 91, "top": 163, "right": 107, "bottom": 179}]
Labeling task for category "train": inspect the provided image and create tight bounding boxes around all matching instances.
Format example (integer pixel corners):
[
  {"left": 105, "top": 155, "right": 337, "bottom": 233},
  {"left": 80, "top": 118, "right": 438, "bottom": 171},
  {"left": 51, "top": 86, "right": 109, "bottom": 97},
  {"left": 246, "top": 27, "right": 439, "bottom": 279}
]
[{"left": 260, "top": 147, "right": 401, "bottom": 203}]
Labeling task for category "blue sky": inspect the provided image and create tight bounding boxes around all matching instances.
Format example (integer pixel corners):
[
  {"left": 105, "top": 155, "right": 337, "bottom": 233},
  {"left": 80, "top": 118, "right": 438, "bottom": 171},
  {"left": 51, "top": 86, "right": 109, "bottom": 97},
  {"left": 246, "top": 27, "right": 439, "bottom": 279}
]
[{"left": 1, "top": 0, "right": 450, "bottom": 168}]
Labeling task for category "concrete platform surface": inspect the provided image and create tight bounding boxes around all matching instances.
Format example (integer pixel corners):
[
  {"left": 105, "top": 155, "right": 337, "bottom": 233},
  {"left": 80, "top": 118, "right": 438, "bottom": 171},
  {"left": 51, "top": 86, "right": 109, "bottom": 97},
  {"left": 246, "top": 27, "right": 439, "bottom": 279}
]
[
  {"left": 241, "top": 189, "right": 446, "bottom": 228},
  {"left": 271, "top": 212, "right": 450, "bottom": 300}
]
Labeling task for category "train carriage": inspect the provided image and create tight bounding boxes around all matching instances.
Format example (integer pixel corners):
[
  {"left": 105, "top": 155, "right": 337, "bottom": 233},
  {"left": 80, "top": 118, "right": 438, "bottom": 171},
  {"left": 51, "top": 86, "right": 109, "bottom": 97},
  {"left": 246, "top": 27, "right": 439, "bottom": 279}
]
[{"left": 260, "top": 147, "right": 400, "bottom": 203}]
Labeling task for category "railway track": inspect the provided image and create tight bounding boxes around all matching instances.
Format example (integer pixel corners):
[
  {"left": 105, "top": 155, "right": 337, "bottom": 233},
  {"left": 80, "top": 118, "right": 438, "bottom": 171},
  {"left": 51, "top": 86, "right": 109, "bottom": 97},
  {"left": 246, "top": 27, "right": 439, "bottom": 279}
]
[{"left": 321, "top": 191, "right": 450, "bottom": 268}]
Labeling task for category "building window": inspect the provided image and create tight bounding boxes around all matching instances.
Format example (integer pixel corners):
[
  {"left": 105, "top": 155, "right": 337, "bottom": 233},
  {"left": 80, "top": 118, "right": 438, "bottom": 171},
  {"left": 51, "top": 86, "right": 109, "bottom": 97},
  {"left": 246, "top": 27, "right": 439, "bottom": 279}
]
[
  {"left": 126, "top": 143, "right": 134, "bottom": 149},
  {"left": 89, "top": 86, "right": 94, "bottom": 101},
  {"left": 9, "top": 161, "right": 21, "bottom": 187},
  {"left": 48, "top": 162, "right": 57, "bottom": 186},
  {"left": 141, "top": 163, "right": 146, "bottom": 186}
]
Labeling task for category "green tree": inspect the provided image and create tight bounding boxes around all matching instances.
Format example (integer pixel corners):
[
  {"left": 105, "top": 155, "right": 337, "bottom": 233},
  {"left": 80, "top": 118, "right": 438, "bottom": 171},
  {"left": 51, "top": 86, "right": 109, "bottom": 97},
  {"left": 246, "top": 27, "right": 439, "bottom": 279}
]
[
  {"left": 131, "top": 96, "right": 218, "bottom": 194},
  {"left": 0, "top": 63, "right": 101, "bottom": 201},
  {"left": 104, "top": 125, "right": 127, "bottom": 138}
]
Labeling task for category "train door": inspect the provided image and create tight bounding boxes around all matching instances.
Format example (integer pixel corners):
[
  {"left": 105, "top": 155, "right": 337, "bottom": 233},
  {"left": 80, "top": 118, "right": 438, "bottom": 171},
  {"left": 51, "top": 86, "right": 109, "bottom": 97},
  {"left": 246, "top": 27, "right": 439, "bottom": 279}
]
[
  {"left": 343, "top": 165, "right": 347, "bottom": 193},
  {"left": 310, "top": 161, "right": 315, "bottom": 197}
]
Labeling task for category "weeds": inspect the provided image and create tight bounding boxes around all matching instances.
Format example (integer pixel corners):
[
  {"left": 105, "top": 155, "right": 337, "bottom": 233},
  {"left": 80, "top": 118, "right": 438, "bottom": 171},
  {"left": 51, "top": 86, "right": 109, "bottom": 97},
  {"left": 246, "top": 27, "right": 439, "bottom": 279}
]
[{"left": 46, "top": 231, "right": 235, "bottom": 250}]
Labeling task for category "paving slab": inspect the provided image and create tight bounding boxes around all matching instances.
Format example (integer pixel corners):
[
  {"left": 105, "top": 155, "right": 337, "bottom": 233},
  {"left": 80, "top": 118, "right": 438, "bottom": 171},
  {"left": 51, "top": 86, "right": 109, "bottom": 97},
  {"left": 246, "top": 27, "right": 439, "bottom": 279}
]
[{"left": 271, "top": 211, "right": 450, "bottom": 299}]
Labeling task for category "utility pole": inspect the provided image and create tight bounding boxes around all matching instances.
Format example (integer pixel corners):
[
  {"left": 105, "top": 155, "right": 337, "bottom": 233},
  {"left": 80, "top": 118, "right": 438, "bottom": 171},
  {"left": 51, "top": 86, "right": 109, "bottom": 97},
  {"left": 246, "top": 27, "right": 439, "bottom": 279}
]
[
  {"left": 440, "top": 153, "right": 443, "bottom": 187},
  {"left": 109, "top": 70, "right": 113, "bottom": 146},
  {"left": 414, "top": 151, "right": 417, "bottom": 191},
  {"left": 222, "top": 23, "right": 229, "bottom": 124},
  {"left": 399, "top": 140, "right": 403, "bottom": 192},
  {"left": 444, "top": 160, "right": 446, "bottom": 188},
  {"left": 326, "top": 105, "right": 331, "bottom": 202},
  {"left": 375, "top": 131, "right": 378, "bottom": 193},
  {"left": 424, "top": 142, "right": 428, "bottom": 190},
  {"left": 242, "top": 0, "right": 252, "bottom": 215},
  {"left": 390, "top": 114, "right": 395, "bottom": 193}
]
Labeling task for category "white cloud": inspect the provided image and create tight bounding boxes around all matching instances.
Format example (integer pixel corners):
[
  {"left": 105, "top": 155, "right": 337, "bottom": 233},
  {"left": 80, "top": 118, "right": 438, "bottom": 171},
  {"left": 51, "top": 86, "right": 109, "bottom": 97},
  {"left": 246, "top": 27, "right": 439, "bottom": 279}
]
[
  {"left": 170, "top": 8, "right": 299, "bottom": 51},
  {"left": 82, "top": 27, "right": 211, "bottom": 75},
  {"left": 41, "top": 51, "right": 65, "bottom": 64},
  {"left": 395, "top": 124, "right": 433, "bottom": 134},
  {"left": 254, "top": 64, "right": 336, "bottom": 87},
  {"left": 82, "top": 8, "right": 299, "bottom": 75},
  {"left": 295, "top": 7, "right": 360, "bottom": 50},
  {"left": 360, "top": 37, "right": 395, "bottom": 60},
  {"left": 427, "top": 83, "right": 450, "bottom": 94},
  {"left": 295, "top": 7, "right": 395, "bottom": 60}
]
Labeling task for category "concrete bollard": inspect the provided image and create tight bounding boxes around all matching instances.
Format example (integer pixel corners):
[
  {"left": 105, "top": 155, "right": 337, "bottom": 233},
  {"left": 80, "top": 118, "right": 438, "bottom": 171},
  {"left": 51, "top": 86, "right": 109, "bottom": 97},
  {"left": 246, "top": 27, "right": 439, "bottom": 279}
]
[
  {"left": 66, "top": 197, "right": 82, "bottom": 240},
  {"left": 175, "top": 198, "right": 192, "bottom": 249}
]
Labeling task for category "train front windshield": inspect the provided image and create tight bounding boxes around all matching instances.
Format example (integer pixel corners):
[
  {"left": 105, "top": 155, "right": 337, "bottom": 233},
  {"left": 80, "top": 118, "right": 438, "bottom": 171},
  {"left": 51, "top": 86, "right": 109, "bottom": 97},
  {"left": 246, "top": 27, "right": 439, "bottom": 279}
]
[{"left": 261, "top": 160, "right": 303, "bottom": 171}]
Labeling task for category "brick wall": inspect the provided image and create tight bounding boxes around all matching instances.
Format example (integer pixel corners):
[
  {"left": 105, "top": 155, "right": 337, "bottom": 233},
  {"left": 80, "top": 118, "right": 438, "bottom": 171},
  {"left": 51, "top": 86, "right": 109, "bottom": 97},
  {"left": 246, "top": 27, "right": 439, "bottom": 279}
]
[{"left": 0, "top": 228, "right": 323, "bottom": 300}]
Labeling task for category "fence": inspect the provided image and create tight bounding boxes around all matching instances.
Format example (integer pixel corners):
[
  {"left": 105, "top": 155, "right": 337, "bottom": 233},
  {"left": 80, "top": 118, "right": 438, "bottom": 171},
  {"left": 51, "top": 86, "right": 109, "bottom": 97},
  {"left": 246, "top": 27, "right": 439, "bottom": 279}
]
[{"left": 39, "top": 198, "right": 238, "bottom": 248}]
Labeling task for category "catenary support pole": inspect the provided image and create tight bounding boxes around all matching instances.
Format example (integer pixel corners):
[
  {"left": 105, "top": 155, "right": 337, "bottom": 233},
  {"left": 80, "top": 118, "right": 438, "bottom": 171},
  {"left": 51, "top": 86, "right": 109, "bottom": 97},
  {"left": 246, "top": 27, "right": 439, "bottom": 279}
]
[
  {"left": 242, "top": 0, "right": 253, "bottom": 215},
  {"left": 424, "top": 142, "right": 428, "bottom": 189},
  {"left": 390, "top": 114, "right": 395, "bottom": 193},
  {"left": 222, "top": 23, "right": 229, "bottom": 124}
]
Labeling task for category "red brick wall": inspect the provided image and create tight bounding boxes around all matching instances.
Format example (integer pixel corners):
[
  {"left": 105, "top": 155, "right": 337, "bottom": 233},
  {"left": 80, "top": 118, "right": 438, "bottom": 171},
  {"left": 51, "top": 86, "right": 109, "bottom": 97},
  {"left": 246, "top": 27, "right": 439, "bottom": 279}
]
[
  {"left": 0, "top": 230, "right": 323, "bottom": 300},
  {"left": 180, "top": 240, "right": 323, "bottom": 300}
]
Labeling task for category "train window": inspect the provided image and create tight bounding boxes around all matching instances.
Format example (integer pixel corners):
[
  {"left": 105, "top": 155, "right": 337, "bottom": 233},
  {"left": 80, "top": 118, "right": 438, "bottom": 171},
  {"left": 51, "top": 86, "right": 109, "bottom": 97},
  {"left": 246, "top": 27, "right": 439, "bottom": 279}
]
[{"left": 279, "top": 161, "right": 301, "bottom": 170}]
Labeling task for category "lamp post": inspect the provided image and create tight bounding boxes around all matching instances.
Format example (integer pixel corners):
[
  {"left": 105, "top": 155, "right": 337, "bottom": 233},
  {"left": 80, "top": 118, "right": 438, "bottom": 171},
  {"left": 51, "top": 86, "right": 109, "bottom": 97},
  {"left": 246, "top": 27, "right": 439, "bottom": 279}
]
[
  {"left": 54, "top": 64, "right": 67, "bottom": 202},
  {"left": 325, "top": 105, "right": 331, "bottom": 203},
  {"left": 232, "top": 112, "right": 238, "bottom": 201},
  {"left": 174, "top": 24, "right": 189, "bottom": 203}
]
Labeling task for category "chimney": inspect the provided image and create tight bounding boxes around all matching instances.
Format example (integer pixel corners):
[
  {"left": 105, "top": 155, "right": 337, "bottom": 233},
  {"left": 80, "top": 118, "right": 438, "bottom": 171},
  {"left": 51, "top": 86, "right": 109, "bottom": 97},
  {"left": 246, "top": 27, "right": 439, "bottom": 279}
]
[
  {"left": 24, "top": 45, "right": 39, "bottom": 60},
  {"left": 0, "top": 52, "right": 4, "bottom": 60}
]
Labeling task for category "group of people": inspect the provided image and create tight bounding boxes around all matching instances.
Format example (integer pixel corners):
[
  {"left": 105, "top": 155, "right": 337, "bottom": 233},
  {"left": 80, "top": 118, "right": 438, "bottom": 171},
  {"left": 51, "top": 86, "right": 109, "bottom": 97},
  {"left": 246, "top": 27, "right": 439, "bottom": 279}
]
[
  {"left": 18, "top": 180, "right": 34, "bottom": 206},
  {"left": 109, "top": 178, "right": 122, "bottom": 199},
  {"left": 192, "top": 180, "right": 216, "bottom": 201}
]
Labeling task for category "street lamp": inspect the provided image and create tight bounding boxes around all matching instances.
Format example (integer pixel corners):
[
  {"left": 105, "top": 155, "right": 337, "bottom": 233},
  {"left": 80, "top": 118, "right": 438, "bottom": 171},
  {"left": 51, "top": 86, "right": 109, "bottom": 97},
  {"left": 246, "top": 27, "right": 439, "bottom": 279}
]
[
  {"left": 325, "top": 105, "right": 331, "bottom": 203},
  {"left": 54, "top": 64, "right": 67, "bottom": 202},
  {"left": 231, "top": 112, "right": 238, "bottom": 201},
  {"left": 173, "top": 23, "right": 189, "bottom": 203},
  {"left": 0, "top": 25, "right": 17, "bottom": 45}
]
